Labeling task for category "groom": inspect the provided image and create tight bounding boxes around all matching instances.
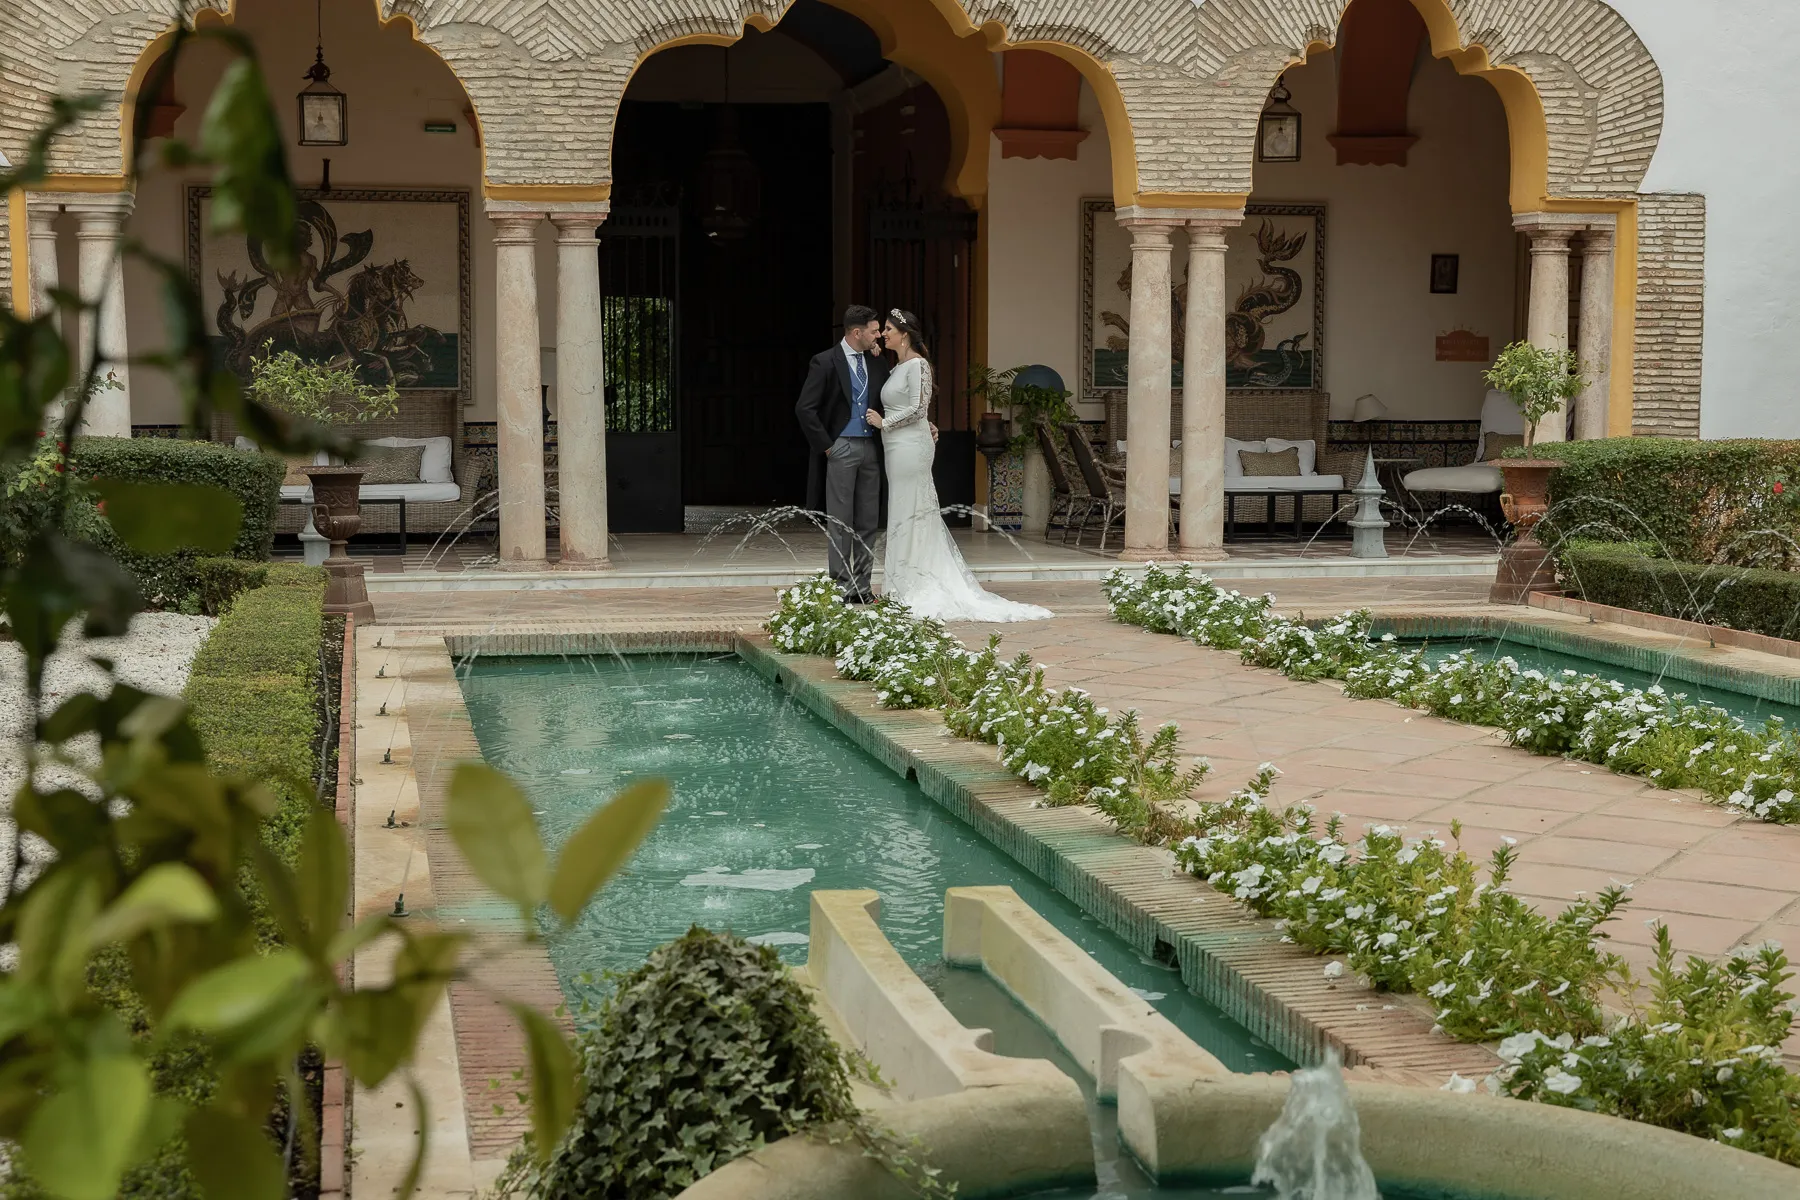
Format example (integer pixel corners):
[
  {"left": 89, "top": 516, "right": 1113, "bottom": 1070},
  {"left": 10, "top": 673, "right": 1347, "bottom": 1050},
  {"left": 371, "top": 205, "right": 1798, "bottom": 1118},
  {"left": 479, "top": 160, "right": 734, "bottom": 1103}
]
[{"left": 796, "top": 305, "right": 889, "bottom": 603}]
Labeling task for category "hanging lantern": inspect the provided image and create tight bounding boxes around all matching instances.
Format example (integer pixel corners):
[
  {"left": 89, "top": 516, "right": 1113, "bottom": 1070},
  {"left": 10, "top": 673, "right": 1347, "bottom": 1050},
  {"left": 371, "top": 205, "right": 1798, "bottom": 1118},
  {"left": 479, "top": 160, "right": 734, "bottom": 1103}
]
[
  {"left": 698, "top": 49, "right": 758, "bottom": 242},
  {"left": 298, "top": 0, "right": 347, "bottom": 146},
  {"left": 1257, "top": 75, "right": 1300, "bottom": 163}
]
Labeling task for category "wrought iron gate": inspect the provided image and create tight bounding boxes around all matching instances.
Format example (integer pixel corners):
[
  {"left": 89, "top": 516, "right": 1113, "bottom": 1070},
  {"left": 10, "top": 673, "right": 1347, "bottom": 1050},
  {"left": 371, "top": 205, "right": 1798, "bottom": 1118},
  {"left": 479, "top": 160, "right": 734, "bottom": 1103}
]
[{"left": 598, "top": 194, "right": 682, "bottom": 532}]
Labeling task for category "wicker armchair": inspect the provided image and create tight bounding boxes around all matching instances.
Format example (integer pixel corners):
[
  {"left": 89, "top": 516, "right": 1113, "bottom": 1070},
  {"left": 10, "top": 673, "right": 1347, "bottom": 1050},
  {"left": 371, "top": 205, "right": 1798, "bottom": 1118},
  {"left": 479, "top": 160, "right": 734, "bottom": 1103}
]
[
  {"left": 1032, "top": 419, "right": 1078, "bottom": 541},
  {"left": 1062, "top": 423, "right": 1127, "bottom": 551}
]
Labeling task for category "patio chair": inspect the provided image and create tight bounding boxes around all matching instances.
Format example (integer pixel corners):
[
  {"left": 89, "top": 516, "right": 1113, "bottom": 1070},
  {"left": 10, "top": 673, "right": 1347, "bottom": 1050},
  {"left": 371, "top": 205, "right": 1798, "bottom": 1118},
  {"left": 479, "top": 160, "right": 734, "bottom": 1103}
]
[
  {"left": 1063, "top": 423, "right": 1127, "bottom": 551},
  {"left": 1033, "top": 419, "right": 1078, "bottom": 541}
]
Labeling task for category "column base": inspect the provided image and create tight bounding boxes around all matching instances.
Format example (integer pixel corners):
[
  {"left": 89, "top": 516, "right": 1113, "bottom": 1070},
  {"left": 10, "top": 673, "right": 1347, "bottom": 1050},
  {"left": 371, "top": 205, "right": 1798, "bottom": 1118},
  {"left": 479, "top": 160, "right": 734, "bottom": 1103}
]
[
  {"left": 1173, "top": 545, "right": 1229, "bottom": 562},
  {"left": 550, "top": 556, "right": 614, "bottom": 571},
  {"left": 496, "top": 558, "right": 551, "bottom": 573},
  {"left": 1115, "top": 547, "right": 1172, "bottom": 562}
]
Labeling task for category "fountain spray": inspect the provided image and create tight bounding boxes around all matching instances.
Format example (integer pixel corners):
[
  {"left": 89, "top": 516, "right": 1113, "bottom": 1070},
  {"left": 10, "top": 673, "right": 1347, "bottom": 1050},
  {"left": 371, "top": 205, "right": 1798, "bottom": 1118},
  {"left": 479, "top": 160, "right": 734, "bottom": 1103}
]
[{"left": 1250, "top": 1051, "right": 1381, "bottom": 1200}]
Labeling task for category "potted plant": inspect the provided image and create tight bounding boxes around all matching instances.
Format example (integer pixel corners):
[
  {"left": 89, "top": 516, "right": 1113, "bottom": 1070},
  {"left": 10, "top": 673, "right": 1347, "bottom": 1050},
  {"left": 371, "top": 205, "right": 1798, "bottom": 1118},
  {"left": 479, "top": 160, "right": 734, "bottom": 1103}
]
[
  {"left": 1482, "top": 340, "right": 1585, "bottom": 530},
  {"left": 245, "top": 343, "right": 397, "bottom": 575},
  {"left": 970, "top": 364, "right": 1076, "bottom": 535},
  {"left": 1483, "top": 341, "right": 1585, "bottom": 602}
]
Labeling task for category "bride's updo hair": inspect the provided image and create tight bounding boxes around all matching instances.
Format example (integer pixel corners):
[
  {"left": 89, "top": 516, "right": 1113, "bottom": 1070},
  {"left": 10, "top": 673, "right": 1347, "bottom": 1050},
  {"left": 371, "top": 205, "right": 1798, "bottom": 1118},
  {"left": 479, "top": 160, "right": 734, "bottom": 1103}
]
[{"left": 885, "top": 308, "right": 930, "bottom": 358}]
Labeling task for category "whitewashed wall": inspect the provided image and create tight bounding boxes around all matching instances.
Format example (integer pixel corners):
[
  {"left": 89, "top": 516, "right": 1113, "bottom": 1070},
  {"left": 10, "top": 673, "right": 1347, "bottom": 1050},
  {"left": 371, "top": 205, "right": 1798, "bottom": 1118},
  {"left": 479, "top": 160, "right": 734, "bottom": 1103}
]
[{"left": 1610, "top": 0, "right": 1800, "bottom": 438}]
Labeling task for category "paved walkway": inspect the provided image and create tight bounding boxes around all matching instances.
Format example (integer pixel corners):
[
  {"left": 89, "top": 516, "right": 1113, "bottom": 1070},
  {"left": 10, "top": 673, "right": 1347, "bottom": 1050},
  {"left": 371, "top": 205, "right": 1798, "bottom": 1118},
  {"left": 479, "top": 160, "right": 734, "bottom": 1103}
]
[{"left": 953, "top": 610, "right": 1800, "bottom": 1037}]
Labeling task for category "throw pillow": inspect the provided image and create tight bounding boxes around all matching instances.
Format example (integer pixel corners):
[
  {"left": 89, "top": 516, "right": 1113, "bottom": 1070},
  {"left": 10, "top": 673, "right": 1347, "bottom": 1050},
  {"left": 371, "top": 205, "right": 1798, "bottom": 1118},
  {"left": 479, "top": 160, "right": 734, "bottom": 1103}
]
[
  {"left": 1238, "top": 447, "right": 1301, "bottom": 477},
  {"left": 1223, "top": 437, "right": 1266, "bottom": 480},
  {"left": 358, "top": 444, "right": 425, "bottom": 485},
  {"left": 1481, "top": 433, "right": 1525, "bottom": 462},
  {"left": 1264, "top": 437, "right": 1318, "bottom": 477}
]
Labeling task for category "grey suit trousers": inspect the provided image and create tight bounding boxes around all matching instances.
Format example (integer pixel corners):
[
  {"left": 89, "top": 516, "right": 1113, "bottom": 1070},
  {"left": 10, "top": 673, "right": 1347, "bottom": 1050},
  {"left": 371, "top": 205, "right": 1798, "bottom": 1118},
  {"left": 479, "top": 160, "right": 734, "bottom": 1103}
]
[{"left": 826, "top": 436, "right": 881, "bottom": 596}]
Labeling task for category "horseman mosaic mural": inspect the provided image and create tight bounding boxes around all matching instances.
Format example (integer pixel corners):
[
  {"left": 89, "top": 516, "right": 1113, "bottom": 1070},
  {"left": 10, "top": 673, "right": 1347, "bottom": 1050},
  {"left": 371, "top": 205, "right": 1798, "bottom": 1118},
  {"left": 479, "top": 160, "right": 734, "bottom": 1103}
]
[{"left": 186, "top": 187, "right": 471, "bottom": 400}]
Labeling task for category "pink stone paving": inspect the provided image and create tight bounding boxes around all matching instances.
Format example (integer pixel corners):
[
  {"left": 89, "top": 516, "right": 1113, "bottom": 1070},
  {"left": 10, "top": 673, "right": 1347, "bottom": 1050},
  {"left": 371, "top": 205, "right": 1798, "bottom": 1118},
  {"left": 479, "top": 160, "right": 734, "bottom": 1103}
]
[{"left": 953, "top": 608, "right": 1800, "bottom": 1022}]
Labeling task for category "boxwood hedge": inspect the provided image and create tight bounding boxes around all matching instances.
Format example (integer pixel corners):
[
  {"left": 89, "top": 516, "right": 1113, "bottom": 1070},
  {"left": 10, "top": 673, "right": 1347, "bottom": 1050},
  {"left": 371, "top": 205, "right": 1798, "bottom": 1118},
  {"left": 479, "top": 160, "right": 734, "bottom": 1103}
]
[
  {"left": 1560, "top": 540, "right": 1800, "bottom": 641},
  {"left": 1528, "top": 438, "right": 1800, "bottom": 570}
]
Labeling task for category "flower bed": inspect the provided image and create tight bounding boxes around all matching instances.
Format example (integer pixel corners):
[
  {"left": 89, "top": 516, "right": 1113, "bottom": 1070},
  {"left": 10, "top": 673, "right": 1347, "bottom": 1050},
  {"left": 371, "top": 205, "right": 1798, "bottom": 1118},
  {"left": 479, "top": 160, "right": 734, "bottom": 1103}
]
[
  {"left": 766, "top": 574, "right": 1800, "bottom": 1165},
  {"left": 1105, "top": 563, "right": 1800, "bottom": 825},
  {"left": 1560, "top": 540, "right": 1800, "bottom": 643}
]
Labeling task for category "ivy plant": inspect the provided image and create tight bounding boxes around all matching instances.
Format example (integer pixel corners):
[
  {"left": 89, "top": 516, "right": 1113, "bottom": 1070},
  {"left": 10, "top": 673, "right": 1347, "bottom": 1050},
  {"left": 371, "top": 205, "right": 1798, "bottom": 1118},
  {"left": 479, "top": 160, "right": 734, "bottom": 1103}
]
[{"left": 0, "top": 23, "right": 665, "bottom": 1200}]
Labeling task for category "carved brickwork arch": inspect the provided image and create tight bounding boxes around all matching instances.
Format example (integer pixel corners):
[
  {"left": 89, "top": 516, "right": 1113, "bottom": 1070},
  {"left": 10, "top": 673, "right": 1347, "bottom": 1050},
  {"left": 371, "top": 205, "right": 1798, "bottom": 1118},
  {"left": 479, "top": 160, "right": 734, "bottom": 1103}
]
[{"left": 1, "top": 0, "right": 1661, "bottom": 205}]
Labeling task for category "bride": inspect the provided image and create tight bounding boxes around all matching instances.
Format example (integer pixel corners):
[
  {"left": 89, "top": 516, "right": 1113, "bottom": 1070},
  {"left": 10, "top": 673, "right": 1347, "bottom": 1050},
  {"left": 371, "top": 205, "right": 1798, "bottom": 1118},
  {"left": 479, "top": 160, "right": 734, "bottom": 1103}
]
[{"left": 864, "top": 308, "right": 1051, "bottom": 623}]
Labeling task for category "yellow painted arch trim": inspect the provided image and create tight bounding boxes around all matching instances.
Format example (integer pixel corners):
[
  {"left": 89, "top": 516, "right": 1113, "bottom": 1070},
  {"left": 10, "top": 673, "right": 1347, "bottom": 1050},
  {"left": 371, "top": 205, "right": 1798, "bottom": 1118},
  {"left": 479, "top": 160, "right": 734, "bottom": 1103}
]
[
  {"left": 481, "top": 184, "right": 613, "bottom": 203},
  {"left": 8, "top": 190, "right": 29, "bottom": 313}
]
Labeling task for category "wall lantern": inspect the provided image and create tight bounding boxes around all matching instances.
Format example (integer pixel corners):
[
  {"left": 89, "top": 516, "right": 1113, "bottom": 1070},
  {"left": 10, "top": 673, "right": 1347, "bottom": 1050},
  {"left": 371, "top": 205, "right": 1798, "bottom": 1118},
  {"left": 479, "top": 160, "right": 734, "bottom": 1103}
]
[
  {"left": 1257, "top": 75, "right": 1300, "bottom": 163},
  {"left": 298, "top": 0, "right": 347, "bottom": 147},
  {"left": 698, "top": 48, "right": 759, "bottom": 242}
]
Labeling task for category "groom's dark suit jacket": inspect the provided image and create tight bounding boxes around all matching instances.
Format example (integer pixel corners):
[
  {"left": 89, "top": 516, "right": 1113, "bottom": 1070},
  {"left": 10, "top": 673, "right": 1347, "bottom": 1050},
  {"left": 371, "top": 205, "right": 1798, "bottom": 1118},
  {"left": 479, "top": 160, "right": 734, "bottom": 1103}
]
[{"left": 794, "top": 344, "right": 890, "bottom": 511}]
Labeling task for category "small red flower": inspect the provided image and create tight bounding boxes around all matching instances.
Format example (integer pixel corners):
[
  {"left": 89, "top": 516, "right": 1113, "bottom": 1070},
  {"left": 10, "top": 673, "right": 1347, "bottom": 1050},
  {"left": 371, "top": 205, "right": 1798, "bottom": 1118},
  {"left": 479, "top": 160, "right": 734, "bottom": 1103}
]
[
  {"left": 97, "top": 500, "right": 107, "bottom": 515},
  {"left": 1777, "top": 482, "right": 1786, "bottom": 496},
  {"left": 52, "top": 463, "right": 64, "bottom": 473}
]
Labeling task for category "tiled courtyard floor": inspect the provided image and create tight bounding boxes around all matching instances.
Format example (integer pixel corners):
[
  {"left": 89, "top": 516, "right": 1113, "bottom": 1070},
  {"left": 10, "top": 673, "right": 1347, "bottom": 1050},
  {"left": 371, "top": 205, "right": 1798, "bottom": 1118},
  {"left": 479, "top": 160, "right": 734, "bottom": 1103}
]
[{"left": 368, "top": 571, "right": 1800, "bottom": 1061}]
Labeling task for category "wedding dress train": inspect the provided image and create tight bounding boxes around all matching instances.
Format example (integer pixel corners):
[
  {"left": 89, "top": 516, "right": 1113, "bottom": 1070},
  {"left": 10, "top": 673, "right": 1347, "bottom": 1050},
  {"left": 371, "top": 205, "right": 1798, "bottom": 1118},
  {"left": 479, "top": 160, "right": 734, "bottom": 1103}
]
[{"left": 879, "top": 357, "right": 1052, "bottom": 623}]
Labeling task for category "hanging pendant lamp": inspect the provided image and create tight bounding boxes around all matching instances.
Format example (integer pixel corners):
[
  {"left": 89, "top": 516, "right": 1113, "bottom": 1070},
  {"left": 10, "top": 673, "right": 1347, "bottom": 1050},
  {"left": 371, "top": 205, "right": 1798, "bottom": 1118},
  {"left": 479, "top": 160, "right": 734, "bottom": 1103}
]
[
  {"left": 698, "top": 47, "right": 759, "bottom": 242},
  {"left": 298, "top": 0, "right": 348, "bottom": 146}
]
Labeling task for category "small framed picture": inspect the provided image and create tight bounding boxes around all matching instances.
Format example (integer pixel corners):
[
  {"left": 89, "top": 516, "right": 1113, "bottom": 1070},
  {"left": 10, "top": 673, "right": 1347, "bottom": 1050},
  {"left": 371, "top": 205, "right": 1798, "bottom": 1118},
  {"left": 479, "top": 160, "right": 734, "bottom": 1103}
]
[
  {"left": 1430, "top": 254, "right": 1459, "bottom": 294},
  {"left": 1258, "top": 113, "right": 1301, "bottom": 163}
]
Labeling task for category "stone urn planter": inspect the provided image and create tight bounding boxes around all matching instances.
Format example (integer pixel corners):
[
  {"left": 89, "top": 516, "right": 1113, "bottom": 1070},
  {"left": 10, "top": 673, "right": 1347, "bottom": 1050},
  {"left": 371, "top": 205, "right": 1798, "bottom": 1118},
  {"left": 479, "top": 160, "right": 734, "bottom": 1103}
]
[
  {"left": 1489, "top": 458, "right": 1561, "bottom": 604},
  {"left": 975, "top": 411, "right": 1011, "bottom": 460},
  {"left": 304, "top": 466, "right": 376, "bottom": 622}
]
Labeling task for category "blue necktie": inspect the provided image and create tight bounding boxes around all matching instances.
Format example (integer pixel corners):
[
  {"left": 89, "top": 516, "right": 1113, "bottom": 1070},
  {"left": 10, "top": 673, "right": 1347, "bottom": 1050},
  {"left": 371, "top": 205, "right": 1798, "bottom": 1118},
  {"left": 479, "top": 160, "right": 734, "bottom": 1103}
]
[{"left": 853, "top": 355, "right": 867, "bottom": 403}]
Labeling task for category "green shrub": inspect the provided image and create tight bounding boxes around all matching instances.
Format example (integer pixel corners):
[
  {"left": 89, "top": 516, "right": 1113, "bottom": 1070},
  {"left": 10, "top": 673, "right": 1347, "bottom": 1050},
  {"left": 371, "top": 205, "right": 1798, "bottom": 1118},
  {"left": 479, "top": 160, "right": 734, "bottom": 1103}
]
[
  {"left": 1530, "top": 438, "right": 1800, "bottom": 569},
  {"left": 72, "top": 435, "right": 285, "bottom": 558},
  {"left": 1561, "top": 540, "right": 1800, "bottom": 642},
  {"left": 506, "top": 927, "right": 946, "bottom": 1200},
  {"left": 186, "top": 566, "right": 328, "bottom": 869}
]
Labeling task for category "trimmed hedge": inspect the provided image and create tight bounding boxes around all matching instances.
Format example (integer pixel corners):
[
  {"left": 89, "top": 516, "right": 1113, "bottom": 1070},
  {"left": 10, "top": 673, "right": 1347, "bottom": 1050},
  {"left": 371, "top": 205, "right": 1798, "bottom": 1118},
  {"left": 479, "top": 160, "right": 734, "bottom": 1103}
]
[
  {"left": 185, "top": 564, "right": 329, "bottom": 869},
  {"left": 1528, "top": 438, "right": 1800, "bottom": 570},
  {"left": 1560, "top": 540, "right": 1800, "bottom": 642},
  {"left": 72, "top": 436, "right": 285, "bottom": 559}
]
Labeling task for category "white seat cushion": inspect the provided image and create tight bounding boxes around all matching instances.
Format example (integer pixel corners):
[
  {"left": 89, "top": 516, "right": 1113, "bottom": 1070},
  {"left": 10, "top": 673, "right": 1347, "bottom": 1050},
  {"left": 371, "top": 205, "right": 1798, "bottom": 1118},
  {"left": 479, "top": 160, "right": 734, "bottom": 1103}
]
[
  {"left": 1402, "top": 464, "right": 1503, "bottom": 493},
  {"left": 1227, "top": 474, "right": 1345, "bottom": 492},
  {"left": 1222, "top": 437, "right": 1267, "bottom": 482},
  {"left": 1475, "top": 390, "right": 1526, "bottom": 461},
  {"left": 280, "top": 482, "right": 462, "bottom": 503}
]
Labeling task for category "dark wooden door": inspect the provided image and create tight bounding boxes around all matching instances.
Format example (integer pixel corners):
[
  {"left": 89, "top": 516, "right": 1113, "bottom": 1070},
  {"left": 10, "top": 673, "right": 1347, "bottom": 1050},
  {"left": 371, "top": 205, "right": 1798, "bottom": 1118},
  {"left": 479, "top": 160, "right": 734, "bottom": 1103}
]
[{"left": 679, "top": 103, "right": 833, "bottom": 505}]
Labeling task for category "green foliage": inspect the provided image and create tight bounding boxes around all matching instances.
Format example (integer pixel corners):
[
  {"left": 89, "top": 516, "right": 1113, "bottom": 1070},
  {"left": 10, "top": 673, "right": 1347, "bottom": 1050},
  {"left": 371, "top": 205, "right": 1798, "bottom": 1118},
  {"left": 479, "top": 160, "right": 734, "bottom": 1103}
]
[
  {"left": 245, "top": 343, "right": 399, "bottom": 426},
  {"left": 70, "top": 436, "right": 284, "bottom": 560},
  {"left": 1482, "top": 341, "right": 1584, "bottom": 448},
  {"left": 0, "top": 27, "right": 663, "bottom": 1200},
  {"left": 505, "top": 928, "right": 949, "bottom": 1200},
  {"left": 1500, "top": 926, "right": 1800, "bottom": 1166},
  {"left": 767, "top": 575, "right": 1207, "bottom": 844},
  {"left": 1174, "top": 774, "right": 1627, "bottom": 1041},
  {"left": 1531, "top": 438, "right": 1800, "bottom": 570},
  {"left": 968, "top": 364, "right": 1077, "bottom": 453},
  {"left": 1561, "top": 539, "right": 1800, "bottom": 642}
]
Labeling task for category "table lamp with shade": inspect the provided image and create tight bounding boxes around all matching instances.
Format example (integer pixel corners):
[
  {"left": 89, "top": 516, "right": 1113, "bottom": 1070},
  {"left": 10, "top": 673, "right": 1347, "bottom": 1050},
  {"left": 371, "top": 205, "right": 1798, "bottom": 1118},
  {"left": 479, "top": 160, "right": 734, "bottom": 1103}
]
[{"left": 1351, "top": 393, "right": 1388, "bottom": 422}]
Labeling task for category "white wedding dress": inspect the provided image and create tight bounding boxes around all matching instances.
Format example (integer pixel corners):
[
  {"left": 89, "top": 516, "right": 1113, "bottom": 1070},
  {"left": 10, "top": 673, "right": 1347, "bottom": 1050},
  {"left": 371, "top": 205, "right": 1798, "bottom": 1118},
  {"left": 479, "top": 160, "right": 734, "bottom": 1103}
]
[{"left": 879, "top": 357, "right": 1052, "bottom": 623}]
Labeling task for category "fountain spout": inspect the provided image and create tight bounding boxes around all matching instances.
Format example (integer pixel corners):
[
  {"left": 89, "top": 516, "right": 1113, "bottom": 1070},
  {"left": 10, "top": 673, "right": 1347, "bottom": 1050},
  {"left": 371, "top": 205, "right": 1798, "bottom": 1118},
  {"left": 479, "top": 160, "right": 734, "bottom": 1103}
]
[{"left": 1250, "top": 1052, "right": 1381, "bottom": 1200}]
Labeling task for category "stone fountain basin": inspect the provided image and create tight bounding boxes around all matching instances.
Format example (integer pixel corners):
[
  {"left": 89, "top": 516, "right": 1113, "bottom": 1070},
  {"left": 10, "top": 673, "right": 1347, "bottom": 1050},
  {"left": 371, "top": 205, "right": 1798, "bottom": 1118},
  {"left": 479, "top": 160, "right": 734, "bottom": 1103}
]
[{"left": 676, "top": 887, "right": 1799, "bottom": 1200}]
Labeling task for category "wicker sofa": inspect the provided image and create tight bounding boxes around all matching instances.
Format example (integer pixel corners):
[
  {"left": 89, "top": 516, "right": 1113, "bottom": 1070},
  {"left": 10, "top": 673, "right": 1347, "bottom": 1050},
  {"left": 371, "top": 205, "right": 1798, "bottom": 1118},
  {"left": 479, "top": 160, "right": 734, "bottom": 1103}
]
[
  {"left": 214, "top": 393, "right": 492, "bottom": 538},
  {"left": 1108, "top": 390, "right": 1364, "bottom": 529}
]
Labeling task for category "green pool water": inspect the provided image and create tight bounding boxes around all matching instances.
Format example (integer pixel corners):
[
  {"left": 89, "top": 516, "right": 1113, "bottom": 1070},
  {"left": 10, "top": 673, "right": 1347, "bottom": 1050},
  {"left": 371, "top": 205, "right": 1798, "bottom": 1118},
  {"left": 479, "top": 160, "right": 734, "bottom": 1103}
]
[
  {"left": 1410, "top": 636, "right": 1800, "bottom": 728},
  {"left": 456, "top": 653, "right": 1291, "bottom": 1074}
]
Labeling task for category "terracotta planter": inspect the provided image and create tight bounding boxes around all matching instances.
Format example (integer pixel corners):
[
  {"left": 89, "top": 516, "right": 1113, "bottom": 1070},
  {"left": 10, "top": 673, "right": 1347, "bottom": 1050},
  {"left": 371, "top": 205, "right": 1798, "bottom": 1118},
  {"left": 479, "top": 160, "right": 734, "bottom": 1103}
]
[
  {"left": 304, "top": 466, "right": 376, "bottom": 621},
  {"left": 1496, "top": 458, "right": 1560, "bottom": 535},
  {"left": 1490, "top": 458, "right": 1561, "bottom": 605}
]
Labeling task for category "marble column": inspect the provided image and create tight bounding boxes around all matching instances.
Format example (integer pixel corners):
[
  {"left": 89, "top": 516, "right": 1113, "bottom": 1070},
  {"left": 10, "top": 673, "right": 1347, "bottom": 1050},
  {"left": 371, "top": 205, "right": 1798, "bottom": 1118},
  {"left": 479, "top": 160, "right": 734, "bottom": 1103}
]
[
  {"left": 551, "top": 211, "right": 610, "bottom": 567},
  {"left": 24, "top": 195, "right": 60, "bottom": 317},
  {"left": 489, "top": 207, "right": 548, "bottom": 567},
  {"left": 1178, "top": 214, "right": 1241, "bottom": 560},
  {"left": 1575, "top": 226, "right": 1615, "bottom": 442},
  {"left": 70, "top": 194, "right": 133, "bottom": 437},
  {"left": 1514, "top": 214, "right": 1576, "bottom": 444},
  {"left": 1117, "top": 214, "right": 1176, "bottom": 559}
]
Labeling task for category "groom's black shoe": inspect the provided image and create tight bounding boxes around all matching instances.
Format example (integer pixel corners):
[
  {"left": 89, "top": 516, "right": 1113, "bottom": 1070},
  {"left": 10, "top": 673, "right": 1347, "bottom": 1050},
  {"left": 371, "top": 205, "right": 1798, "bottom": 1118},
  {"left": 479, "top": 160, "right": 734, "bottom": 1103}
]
[{"left": 845, "top": 591, "right": 876, "bottom": 606}]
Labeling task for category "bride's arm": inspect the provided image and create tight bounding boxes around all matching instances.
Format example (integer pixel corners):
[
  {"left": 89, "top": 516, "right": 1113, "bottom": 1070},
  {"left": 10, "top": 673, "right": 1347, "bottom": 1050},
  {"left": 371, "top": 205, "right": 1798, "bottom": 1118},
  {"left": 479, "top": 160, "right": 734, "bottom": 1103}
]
[{"left": 883, "top": 360, "right": 930, "bottom": 430}]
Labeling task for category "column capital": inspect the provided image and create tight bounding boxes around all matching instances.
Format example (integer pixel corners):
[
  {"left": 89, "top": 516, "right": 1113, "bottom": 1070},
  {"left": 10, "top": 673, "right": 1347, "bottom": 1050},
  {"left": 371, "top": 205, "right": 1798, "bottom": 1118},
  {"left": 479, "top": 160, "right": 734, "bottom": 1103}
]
[
  {"left": 1186, "top": 209, "right": 1245, "bottom": 236},
  {"left": 488, "top": 210, "right": 543, "bottom": 244},
  {"left": 549, "top": 211, "right": 608, "bottom": 242},
  {"left": 64, "top": 192, "right": 135, "bottom": 233},
  {"left": 1580, "top": 228, "right": 1615, "bottom": 254}
]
